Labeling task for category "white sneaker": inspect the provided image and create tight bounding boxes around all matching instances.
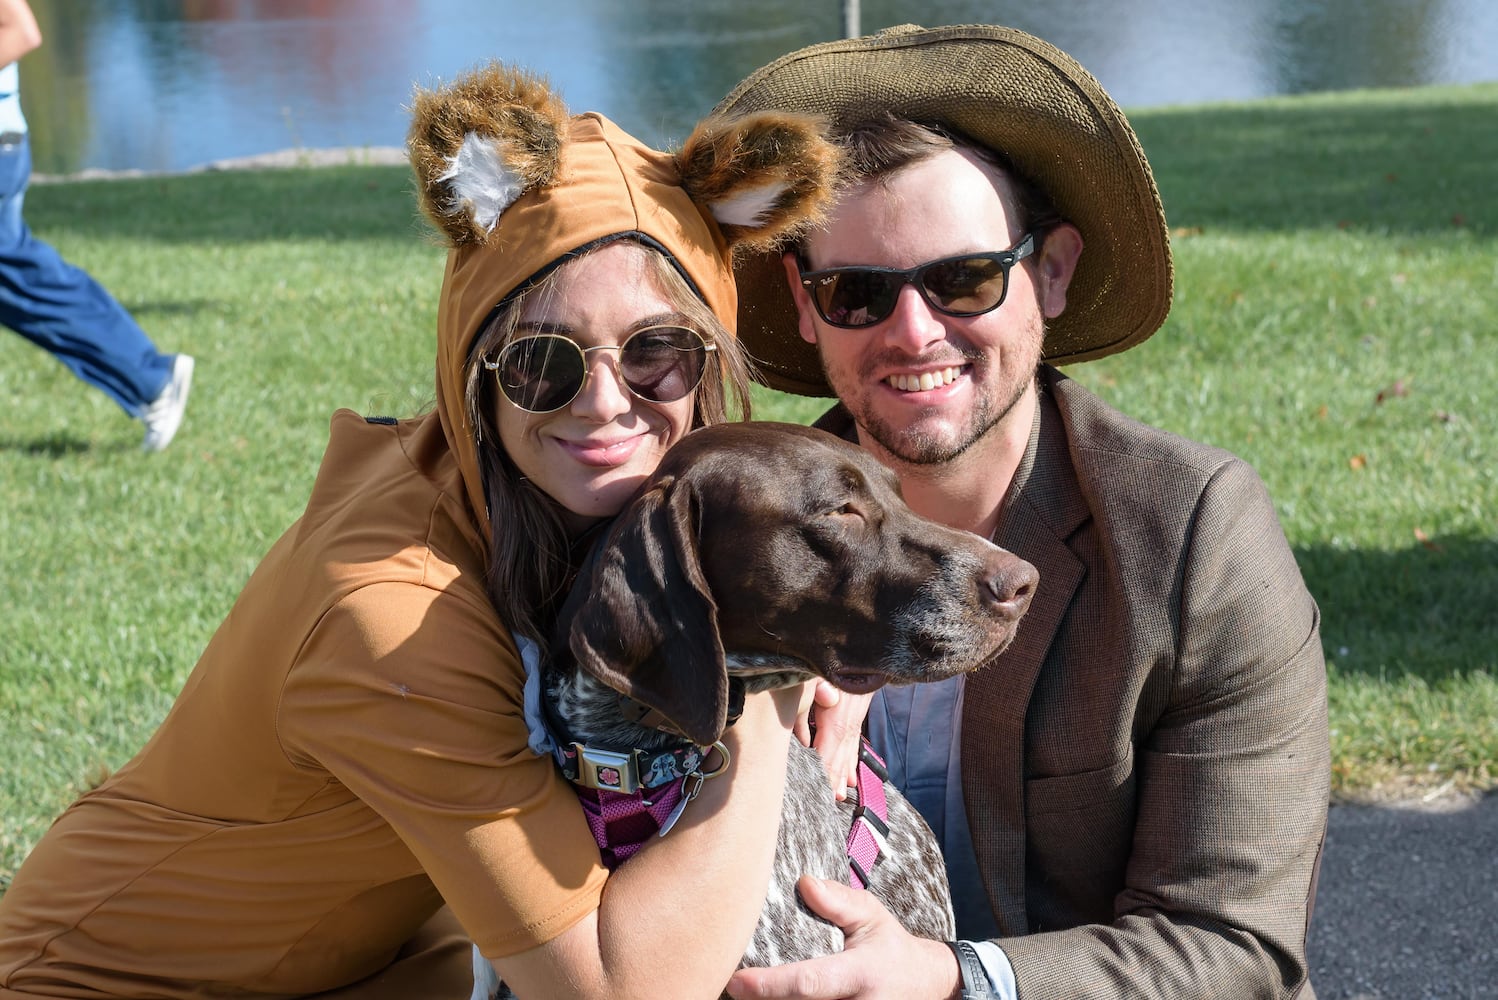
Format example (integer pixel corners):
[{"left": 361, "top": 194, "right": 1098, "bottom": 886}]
[{"left": 141, "top": 354, "right": 194, "bottom": 452}]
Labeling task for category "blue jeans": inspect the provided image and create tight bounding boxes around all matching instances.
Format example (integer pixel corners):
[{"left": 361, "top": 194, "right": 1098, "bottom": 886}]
[{"left": 0, "top": 134, "right": 171, "bottom": 418}]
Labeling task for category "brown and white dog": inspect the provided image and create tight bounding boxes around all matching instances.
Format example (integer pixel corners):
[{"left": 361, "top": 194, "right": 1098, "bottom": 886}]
[{"left": 474, "top": 421, "right": 1037, "bottom": 998}]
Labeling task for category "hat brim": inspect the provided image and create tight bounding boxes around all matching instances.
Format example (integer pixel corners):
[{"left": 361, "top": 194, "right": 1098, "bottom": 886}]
[{"left": 715, "top": 23, "right": 1173, "bottom": 397}]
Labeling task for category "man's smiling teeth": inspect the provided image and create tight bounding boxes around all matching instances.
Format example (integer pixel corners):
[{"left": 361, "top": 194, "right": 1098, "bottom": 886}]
[{"left": 887, "top": 366, "right": 963, "bottom": 392}]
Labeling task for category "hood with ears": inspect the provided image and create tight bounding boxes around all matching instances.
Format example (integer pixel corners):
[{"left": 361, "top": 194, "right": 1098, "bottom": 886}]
[{"left": 406, "top": 63, "right": 843, "bottom": 536}]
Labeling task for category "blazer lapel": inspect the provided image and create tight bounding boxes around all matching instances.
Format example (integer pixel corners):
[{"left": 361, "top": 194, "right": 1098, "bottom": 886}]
[{"left": 962, "top": 376, "right": 1088, "bottom": 935}]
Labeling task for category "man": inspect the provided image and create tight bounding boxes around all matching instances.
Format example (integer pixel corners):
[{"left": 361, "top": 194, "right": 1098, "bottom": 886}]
[
  {"left": 718, "top": 25, "right": 1329, "bottom": 1000},
  {"left": 0, "top": 0, "right": 193, "bottom": 451}
]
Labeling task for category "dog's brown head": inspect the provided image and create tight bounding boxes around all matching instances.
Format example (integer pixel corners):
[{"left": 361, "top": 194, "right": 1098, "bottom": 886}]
[{"left": 556, "top": 422, "right": 1038, "bottom": 747}]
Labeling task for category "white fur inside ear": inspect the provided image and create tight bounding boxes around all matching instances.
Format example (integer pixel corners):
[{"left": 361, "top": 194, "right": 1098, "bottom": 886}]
[
  {"left": 436, "top": 131, "right": 525, "bottom": 234},
  {"left": 708, "top": 181, "right": 789, "bottom": 229}
]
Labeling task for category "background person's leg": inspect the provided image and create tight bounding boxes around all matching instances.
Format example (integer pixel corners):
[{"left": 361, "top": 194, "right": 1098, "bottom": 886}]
[{"left": 0, "top": 136, "right": 174, "bottom": 418}]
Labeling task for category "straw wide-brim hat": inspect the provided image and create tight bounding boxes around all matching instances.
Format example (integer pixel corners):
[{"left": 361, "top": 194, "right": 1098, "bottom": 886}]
[{"left": 715, "top": 23, "right": 1174, "bottom": 397}]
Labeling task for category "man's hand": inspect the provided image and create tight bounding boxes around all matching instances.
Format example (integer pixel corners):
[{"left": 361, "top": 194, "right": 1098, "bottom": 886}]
[
  {"left": 725, "top": 876, "right": 962, "bottom": 1000},
  {"left": 794, "top": 682, "right": 874, "bottom": 801}
]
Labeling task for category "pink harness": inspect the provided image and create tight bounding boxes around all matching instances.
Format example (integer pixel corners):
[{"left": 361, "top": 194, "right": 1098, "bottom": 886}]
[
  {"left": 567, "top": 736, "right": 893, "bottom": 885},
  {"left": 845, "top": 739, "right": 892, "bottom": 888},
  {"left": 576, "top": 783, "right": 687, "bottom": 870}
]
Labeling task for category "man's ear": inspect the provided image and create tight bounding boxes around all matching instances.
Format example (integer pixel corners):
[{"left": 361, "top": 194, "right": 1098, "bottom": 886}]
[
  {"left": 1035, "top": 223, "right": 1084, "bottom": 320},
  {"left": 781, "top": 250, "right": 821, "bottom": 346}
]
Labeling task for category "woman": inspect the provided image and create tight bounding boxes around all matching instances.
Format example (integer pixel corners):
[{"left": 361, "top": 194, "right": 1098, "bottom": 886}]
[{"left": 0, "top": 64, "right": 840, "bottom": 999}]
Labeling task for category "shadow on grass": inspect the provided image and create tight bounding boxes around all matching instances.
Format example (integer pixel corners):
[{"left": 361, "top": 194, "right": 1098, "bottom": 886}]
[
  {"left": 1128, "top": 86, "right": 1495, "bottom": 238},
  {"left": 0, "top": 432, "right": 94, "bottom": 456},
  {"left": 1296, "top": 533, "right": 1498, "bottom": 682}
]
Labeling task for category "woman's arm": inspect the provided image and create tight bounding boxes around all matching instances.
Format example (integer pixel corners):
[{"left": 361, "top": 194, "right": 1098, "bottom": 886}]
[
  {"left": 286, "top": 583, "right": 810, "bottom": 1000},
  {"left": 492, "top": 686, "right": 808, "bottom": 1000}
]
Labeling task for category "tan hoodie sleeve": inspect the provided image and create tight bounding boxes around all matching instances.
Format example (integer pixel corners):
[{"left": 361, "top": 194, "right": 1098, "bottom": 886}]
[{"left": 279, "top": 578, "right": 609, "bottom": 958}]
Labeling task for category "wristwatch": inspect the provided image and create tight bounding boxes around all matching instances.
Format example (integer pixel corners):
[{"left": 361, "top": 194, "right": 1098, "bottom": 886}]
[{"left": 946, "top": 940, "right": 999, "bottom": 1000}]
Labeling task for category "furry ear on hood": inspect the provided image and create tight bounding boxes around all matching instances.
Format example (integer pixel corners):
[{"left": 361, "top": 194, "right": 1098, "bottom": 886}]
[
  {"left": 676, "top": 110, "right": 843, "bottom": 253},
  {"left": 407, "top": 61, "right": 841, "bottom": 252},
  {"left": 408, "top": 64, "right": 570, "bottom": 247}
]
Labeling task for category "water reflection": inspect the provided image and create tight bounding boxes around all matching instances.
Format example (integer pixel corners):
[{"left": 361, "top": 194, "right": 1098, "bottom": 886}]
[{"left": 20, "top": 0, "right": 1498, "bottom": 175}]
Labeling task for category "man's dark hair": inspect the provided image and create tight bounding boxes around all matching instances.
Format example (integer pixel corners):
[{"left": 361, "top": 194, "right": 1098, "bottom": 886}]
[{"left": 837, "top": 113, "right": 1063, "bottom": 234}]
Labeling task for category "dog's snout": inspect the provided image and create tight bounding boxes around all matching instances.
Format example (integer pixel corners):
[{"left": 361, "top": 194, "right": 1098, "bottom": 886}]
[{"left": 982, "top": 554, "right": 1038, "bottom": 621}]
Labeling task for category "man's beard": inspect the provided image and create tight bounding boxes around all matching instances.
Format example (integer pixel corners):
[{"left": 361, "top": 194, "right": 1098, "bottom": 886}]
[
  {"left": 859, "top": 371, "right": 1030, "bottom": 466},
  {"left": 821, "top": 331, "right": 1040, "bottom": 467}
]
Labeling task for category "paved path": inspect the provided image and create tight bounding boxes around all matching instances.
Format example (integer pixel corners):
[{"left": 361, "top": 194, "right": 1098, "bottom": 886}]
[{"left": 1310, "top": 791, "right": 1497, "bottom": 998}]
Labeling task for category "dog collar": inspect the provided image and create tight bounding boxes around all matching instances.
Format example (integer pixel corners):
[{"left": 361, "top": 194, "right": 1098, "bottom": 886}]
[
  {"left": 569, "top": 742, "right": 731, "bottom": 870},
  {"left": 555, "top": 741, "right": 708, "bottom": 796}
]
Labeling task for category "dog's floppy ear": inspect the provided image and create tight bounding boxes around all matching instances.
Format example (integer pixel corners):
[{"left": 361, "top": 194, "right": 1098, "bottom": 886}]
[{"left": 562, "top": 474, "right": 729, "bottom": 747}]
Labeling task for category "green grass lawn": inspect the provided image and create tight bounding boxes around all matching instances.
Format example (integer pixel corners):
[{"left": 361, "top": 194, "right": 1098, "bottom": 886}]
[{"left": 2, "top": 82, "right": 1494, "bottom": 888}]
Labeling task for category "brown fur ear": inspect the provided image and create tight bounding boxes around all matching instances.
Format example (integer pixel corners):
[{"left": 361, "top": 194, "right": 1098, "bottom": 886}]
[
  {"left": 407, "top": 63, "right": 570, "bottom": 246},
  {"left": 676, "top": 111, "right": 844, "bottom": 253},
  {"left": 561, "top": 475, "right": 730, "bottom": 747}
]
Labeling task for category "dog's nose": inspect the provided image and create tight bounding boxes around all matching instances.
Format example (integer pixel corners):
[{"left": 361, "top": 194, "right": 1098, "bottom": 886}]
[{"left": 982, "top": 554, "right": 1038, "bottom": 622}]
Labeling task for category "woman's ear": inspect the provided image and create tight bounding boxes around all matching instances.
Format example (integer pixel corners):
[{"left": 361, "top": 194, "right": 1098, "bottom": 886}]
[
  {"left": 782, "top": 251, "right": 821, "bottom": 346},
  {"left": 1035, "top": 222, "right": 1084, "bottom": 320}
]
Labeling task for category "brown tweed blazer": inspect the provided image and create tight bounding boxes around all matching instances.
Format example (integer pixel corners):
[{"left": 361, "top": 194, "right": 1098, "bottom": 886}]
[{"left": 824, "top": 366, "right": 1329, "bottom": 999}]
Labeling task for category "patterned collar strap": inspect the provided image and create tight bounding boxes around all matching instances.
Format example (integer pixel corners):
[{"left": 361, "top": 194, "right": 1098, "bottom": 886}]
[
  {"left": 555, "top": 741, "right": 707, "bottom": 796},
  {"left": 572, "top": 742, "right": 729, "bottom": 870}
]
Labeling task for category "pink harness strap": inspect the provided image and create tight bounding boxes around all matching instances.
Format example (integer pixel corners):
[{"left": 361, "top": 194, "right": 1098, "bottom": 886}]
[
  {"left": 577, "top": 782, "right": 686, "bottom": 870},
  {"left": 846, "top": 739, "right": 891, "bottom": 889}
]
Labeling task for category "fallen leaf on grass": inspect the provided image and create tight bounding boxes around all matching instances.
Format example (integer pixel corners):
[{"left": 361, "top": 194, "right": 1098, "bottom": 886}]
[
  {"left": 1375, "top": 379, "right": 1409, "bottom": 404},
  {"left": 1349, "top": 454, "right": 1367, "bottom": 470}
]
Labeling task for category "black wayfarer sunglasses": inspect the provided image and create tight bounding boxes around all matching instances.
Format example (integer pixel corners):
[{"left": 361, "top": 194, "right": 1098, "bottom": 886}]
[{"left": 798, "top": 232, "right": 1041, "bottom": 329}]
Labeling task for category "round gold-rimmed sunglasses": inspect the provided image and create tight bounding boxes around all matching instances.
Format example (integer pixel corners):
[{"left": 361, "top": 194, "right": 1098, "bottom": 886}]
[
  {"left": 483, "top": 325, "right": 716, "bottom": 414},
  {"left": 798, "top": 231, "right": 1040, "bottom": 329}
]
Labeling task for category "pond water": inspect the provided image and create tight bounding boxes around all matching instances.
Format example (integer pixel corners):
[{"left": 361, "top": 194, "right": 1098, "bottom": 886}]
[{"left": 20, "top": 0, "right": 1498, "bottom": 176}]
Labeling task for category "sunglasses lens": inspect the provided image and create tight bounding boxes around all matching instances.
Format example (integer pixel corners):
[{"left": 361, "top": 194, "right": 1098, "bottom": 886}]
[
  {"left": 497, "top": 335, "right": 584, "bottom": 412},
  {"left": 920, "top": 257, "right": 1009, "bottom": 314},
  {"left": 810, "top": 271, "right": 902, "bottom": 327},
  {"left": 619, "top": 327, "right": 709, "bottom": 403}
]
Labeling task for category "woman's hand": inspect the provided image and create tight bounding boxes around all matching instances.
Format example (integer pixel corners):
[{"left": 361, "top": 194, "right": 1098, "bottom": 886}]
[{"left": 793, "top": 682, "right": 875, "bottom": 801}]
